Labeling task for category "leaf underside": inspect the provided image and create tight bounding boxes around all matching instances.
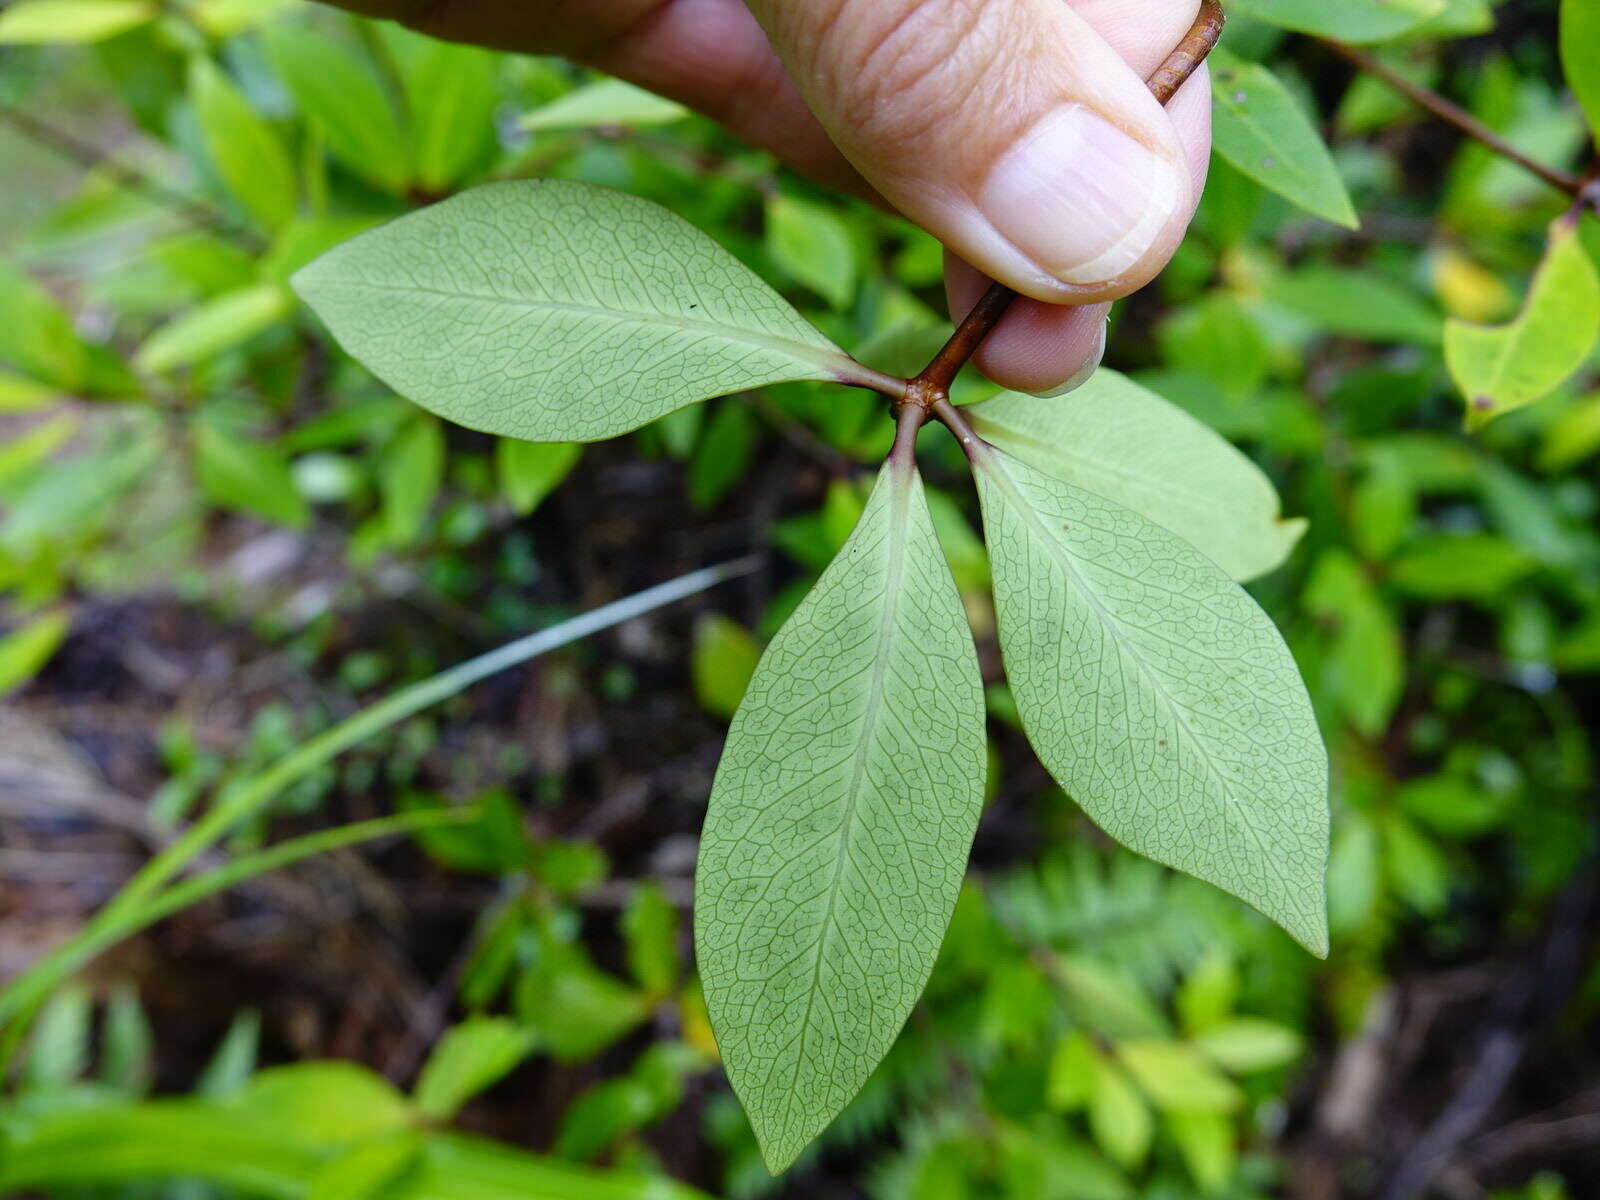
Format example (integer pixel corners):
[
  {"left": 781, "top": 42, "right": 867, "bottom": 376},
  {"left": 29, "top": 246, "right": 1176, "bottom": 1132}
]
[
  {"left": 695, "top": 458, "right": 986, "bottom": 1173},
  {"left": 966, "top": 370, "right": 1305, "bottom": 582},
  {"left": 292, "top": 180, "right": 852, "bottom": 443},
  {"left": 974, "top": 447, "right": 1329, "bottom": 956}
]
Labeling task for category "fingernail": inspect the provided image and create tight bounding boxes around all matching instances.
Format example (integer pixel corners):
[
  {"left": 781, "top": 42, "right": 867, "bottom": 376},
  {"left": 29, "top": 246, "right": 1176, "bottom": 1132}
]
[
  {"left": 1031, "top": 318, "right": 1107, "bottom": 398},
  {"left": 980, "top": 105, "right": 1180, "bottom": 286}
]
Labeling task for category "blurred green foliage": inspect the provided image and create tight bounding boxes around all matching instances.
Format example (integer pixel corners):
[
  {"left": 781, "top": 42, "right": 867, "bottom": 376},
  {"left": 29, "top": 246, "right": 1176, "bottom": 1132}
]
[{"left": 1, "top": 0, "right": 1598, "bottom": 1196}]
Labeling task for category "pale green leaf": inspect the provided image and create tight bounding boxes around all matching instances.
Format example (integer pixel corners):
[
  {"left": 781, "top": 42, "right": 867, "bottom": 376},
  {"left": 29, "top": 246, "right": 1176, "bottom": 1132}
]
[
  {"left": 1563, "top": 0, "right": 1600, "bottom": 138},
  {"left": 0, "top": 259, "right": 89, "bottom": 389},
  {"left": 1446, "top": 218, "right": 1600, "bottom": 430},
  {"left": 520, "top": 78, "right": 688, "bottom": 132},
  {"left": 1193, "top": 1017, "right": 1303, "bottom": 1073},
  {"left": 414, "top": 1017, "right": 537, "bottom": 1121},
  {"left": 966, "top": 370, "right": 1304, "bottom": 581},
  {"left": 380, "top": 415, "right": 445, "bottom": 544},
  {"left": 972, "top": 446, "right": 1329, "bottom": 955},
  {"left": 495, "top": 439, "right": 579, "bottom": 515},
  {"left": 696, "top": 455, "right": 986, "bottom": 1173},
  {"left": 766, "top": 194, "right": 857, "bottom": 310},
  {"left": 0, "top": 611, "right": 70, "bottom": 695},
  {"left": 136, "top": 283, "right": 289, "bottom": 373},
  {"left": 189, "top": 0, "right": 297, "bottom": 36},
  {"left": 190, "top": 58, "right": 297, "bottom": 231},
  {"left": 1227, "top": 0, "right": 1444, "bottom": 42},
  {"left": 264, "top": 23, "right": 410, "bottom": 194},
  {"left": 380, "top": 26, "right": 500, "bottom": 191},
  {"left": 1117, "top": 1039, "right": 1242, "bottom": 1113},
  {"left": 194, "top": 418, "right": 310, "bottom": 527},
  {"left": 0, "top": 0, "right": 153, "bottom": 43},
  {"left": 1210, "top": 50, "right": 1359, "bottom": 229},
  {"left": 293, "top": 180, "right": 856, "bottom": 442},
  {"left": 691, "top": 613, "right": 761, "bottom": 720}
]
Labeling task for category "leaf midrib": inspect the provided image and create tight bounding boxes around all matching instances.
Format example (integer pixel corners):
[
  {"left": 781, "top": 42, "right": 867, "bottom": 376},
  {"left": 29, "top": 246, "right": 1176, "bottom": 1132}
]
[
  {"left": 979, "top": 452, "right": 1244, "bottom": 809},
  {"left": 780, "top": 467, "right": 911, "bottom": 1146},
  {"left": 304, "top": 277, "right": 848, "bottom": 378}
]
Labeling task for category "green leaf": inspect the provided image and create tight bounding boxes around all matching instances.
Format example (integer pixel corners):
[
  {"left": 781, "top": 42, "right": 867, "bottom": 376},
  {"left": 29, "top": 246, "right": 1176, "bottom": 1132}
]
[
  {"left": 520, "top": 78, "right": 688, "bottom": 132},
  {"left": 136, "top": 283, "right": 289, "bottom": 373},
  {"left": 0, "top": 610, "right": 70, "bottom": 694},
  {"left": 102, "top": 985, "right": 155, "bottom": 1095},
  {"left": 1563, "top": 0, "right": 1600, "bottom": 137},
  {"left": 380, "top": 415, "right": 445, "bottom": 545},
  {"left": 691, "top": 613, "right": 762, "bottom": 719},
  {"left": 1303, "top": 548, "right": 1403, "bottom": 738},
  {"left": 306, "top": 1134, "right": 423, "bottom": 1200},
  {"left": 766, "top": 194, "right": 857, "bottom": 310},
  {"left": 194, "top": 417, "right": 310, "bottom": 527},
  {"left": 1388, "top": 533, "right": 1536, "bottom": 601},
  {"left": 1227, "top": 0, "right": 1445, "bottom": 42},
  {"left": 1210, "top": 50, "right": 1358, "bottom": 229},
  {"left": 621, "top": 882, "right": 681, "bottom": 997},
  {"left": 514, "top": 942, "right": 649, "bottom": 1062},
  {"left": 1089, "top": 1053, "right": 1152, "bottom": 1170},
  {"left": 972, "top": 445, "right": 1329, "bottom": 955},
  {"left": 696, "top": 453, "right": 986, "bottom": 1173},
  {"left": 293, "top": 181, "right": 856, "bottom": 442},
  {"left": 24, "top": 985, "right": 91, "bottom": 1088},
  {"left": 189, "top": 57, "right": 297, "bottom": 231},
  {"left": 241, "top": 1063, "right": 414, "bottom": 1143},
  {"left": 1046, "top": 1030, "right": 1099, "bottom": 1110},
  {"left": 1167, "top": 1110, "right": 1236, "bottom": 1194},
  {"left": 0, "top": 0, "right": 153, "bottom": 43},
  {"left": 264, "top": 23, "right": 410, "bottom": 194},
  {"left": 1446, "top": 218, "right": 1600, "bottom": 430},
  {"left": 1193, "top": 1017, "right": 1303, "bottom": 1073},
  {"left": 688, "top": 402, "right": 757, "bottom": 509},
  {"left": 495, "top": 439, "right": 579, "bottom": 515},
  {"left": 0, "top": 258, "right": 89, "bottom": 389},
  {"left": 414, "top": 1017, "right": 537, "bottom": 1121},
  {"left": 966, "top": 370, "right": 1304, "bottom": 582},
  {"left": 1117, "top": 1039, "right": 1242, "bottom": 1113},
  {"left": 1266, "top": 266, "right": 1443, "bottom": 346},
  {"left": 380, "top": 25, "right": 500, "bottom": 192}
]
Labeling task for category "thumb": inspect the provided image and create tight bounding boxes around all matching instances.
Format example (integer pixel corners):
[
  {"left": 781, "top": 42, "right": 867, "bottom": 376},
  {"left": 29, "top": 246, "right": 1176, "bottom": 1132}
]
[{"left": 744, "top": 0, "right": 1197, "bottom": 303}]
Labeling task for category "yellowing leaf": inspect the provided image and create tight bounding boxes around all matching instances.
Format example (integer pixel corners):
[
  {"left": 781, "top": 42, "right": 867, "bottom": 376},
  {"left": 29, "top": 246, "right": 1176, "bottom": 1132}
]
[
  {"left": 1446, "top": 219, "right": 1600, "bottom": 430},
  {"left": 1431, "top": 246, "right": 1514, "bottom": 322},
  {"left": 1117, "top": 1039, "right": 1242, "bottom": 1113},
  {"left": 0, "top": 0, "right": 153, "bottom": 44}
]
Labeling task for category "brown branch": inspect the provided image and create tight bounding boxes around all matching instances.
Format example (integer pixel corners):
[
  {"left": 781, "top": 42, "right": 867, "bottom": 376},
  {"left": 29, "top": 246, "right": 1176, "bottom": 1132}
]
[
  {"left": 1323, "top": 40, "right": 1586, "bottom": 199},
  {"left": 900, "top": 0, "right": 1225, "bottom": 415},
  {"left": 0, "top": 106, "right": 266, "bottom": 250}
]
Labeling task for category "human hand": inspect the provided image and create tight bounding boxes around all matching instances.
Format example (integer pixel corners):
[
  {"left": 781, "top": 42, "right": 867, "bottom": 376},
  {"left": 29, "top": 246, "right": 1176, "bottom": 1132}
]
[{"left": 336, "top": 0, "right": 1212, "bottom": 395}]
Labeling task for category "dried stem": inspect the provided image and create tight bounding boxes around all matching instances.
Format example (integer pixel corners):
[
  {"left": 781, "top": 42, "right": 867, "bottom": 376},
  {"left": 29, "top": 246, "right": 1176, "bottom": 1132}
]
[{"left": 1323, "top": 40, "right": 1586, "bottom": 200}]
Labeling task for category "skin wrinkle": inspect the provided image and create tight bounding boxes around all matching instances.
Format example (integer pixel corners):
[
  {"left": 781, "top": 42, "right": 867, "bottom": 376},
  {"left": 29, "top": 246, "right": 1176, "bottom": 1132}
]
[{"left": 321, "top": 0, "right": 1209, "bottom": 393}]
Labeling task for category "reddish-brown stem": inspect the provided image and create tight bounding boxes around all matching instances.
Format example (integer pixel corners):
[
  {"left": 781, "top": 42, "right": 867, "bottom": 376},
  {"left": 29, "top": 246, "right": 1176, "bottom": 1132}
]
[
  {"left": 897, "top": 0, "right": 1224, "bottom": 427},
  {"left": 1323, "top": 40, "right": 1586, "bottom": 199}
]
